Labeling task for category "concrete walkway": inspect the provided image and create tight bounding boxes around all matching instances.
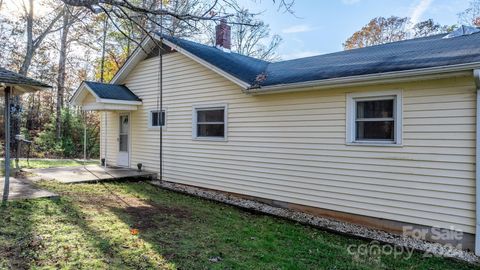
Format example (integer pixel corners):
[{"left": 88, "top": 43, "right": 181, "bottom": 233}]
[
  {"left": 0, "top": 177, "right": 57, "bottom": 200},
  {"left": 26, "top": 165, "right": 157, "bottom": 184}
]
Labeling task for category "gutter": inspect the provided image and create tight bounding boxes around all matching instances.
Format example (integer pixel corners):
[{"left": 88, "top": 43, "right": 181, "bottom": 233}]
[
  {"left": 475, "top": 69, "right": 480, "bottom": 256},
  {"left": 246, "top": 62, "right": 480, "bottom": 95}
]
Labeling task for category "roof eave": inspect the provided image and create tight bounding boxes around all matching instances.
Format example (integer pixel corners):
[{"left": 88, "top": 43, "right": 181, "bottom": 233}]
[
  {"left": 245, "top": 62, "right": 480, "bottom": 95},
  {"left": 12, "top": 84, "right": 49, "bottom": 93},
  {"left": 98, "top": 98, "right": 142, "bottom": 105},
  {"left": 156, "top": 34, "right": 251, "bottom": 89},
  {"left": 110, "top": 36, "right": 156, "bottom": 84},
  {"left": 70, "top": 82, "right": 98, "bottom": 106},
  {"left": 70, "top": 82, "right": 142, "bottom": 106}
]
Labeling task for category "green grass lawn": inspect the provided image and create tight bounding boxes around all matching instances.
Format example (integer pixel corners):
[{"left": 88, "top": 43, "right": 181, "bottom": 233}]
[
  {"left": 0, "top": 181, "right": 476, "bottom": 270},
  {"left": 13, "top": 159, "right": 98, "bottom": 169},
  {"left": 0, "top": 159, "right": 99, "bottom": 176}
]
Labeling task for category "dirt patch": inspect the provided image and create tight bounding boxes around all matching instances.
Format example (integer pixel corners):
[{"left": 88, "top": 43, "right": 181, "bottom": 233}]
[
  {"left": 0, "top": 233, "right": 43, "bottom": 269},
  {"left": 59, "top": 187, "right": 193, "bottom": 231},
  {"left": 122, "top": 204, "right": 191, "bottom": 230}
]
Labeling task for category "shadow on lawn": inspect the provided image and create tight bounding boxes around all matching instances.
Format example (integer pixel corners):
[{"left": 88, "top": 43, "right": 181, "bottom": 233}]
[
  {"left": 103, "top": 183, "right": 236, "bottom": 268},
  {"left": 22, "top": 181, "right": 478, "bottom": 270},
  {"left": 49, "top": 192, "right": 176, "bottom": 269},
  {"left": 0, "top": 201, "right": 39, "bottom": 269},
  {"left": 103, "top": 186, "right": 195, "bottom": 263},
  {"left": 0, "top": 177, "right": 56, "bottom": 268},
  {"left": 109, "top": 182, "right": 480, "bottom": 270}
]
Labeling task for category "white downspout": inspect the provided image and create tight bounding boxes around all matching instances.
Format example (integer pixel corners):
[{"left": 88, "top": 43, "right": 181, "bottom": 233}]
[
  {"left": 104, "top": 111, "right": 107, "bottom": 169},
  {"left": 475, "top": 69, "right": 480, "bottom": 256},
  {"left": 81, "top": 108, "right": 87, "bottom": 167},
  {"left": 83, "top": 111, "right": 87, "bottom": 166}
]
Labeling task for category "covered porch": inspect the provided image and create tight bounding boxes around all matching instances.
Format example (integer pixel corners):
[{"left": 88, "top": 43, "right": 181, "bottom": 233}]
[
  {"left": 70, "top": 81, "right": 142, "bottom": 169},
  {"left": 0, "top": 67, "right": 52, "bottom": 201}
]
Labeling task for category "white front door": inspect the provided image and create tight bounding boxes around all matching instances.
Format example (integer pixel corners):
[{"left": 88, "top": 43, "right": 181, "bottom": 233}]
[{"left": 117, "top": 114, "right": 129, "bottom": 167}]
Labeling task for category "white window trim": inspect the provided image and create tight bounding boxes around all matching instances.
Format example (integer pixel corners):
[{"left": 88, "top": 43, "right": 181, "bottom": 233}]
[
  {"left": 148, "top": 108, "right": 167, "bottom": 130},
  {"left": 346, "top": 90, "right": 403, "bottom": 146},
  {"left": 192, "top": 104, "right": 228, "bottom": 141}
]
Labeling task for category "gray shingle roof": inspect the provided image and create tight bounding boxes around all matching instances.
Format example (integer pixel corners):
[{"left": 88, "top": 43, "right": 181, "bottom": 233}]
[
  {"left": 163, "top": 35, "right": 269, "bottom": 85},
  {"left": 0, "top": 67, "right": 50, "bottom": 88},
  {"left": 161, "top": 31, "right": 480, "bottom": 88},
  {"left": 84, "top": 81, "right": 141, "bottom": 101}
]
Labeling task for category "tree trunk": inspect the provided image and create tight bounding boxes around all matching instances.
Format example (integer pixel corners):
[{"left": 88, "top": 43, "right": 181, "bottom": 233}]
[
  {"left": 100, "top": 16, "right": 107, "bottom": 83},
  {"left": 19, "top": 1, "right": 64, "bottom": 76},
  {"left": 19, "top": 0, "right": 34, "bottom": 75},
  {"left": 56, "top": 6, "right": 71, "bottom": 140}
]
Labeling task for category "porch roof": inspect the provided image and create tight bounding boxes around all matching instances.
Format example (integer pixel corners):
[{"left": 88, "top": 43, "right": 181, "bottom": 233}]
[
  {"left": 0, "top": 67, "right": 51, "bottom": 94},
  {"left": 70, "top": 81, "right": 142, "bottom": 111}
]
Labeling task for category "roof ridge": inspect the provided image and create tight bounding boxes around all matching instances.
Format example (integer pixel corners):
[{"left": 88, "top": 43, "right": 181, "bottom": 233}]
[
  {"left": 160, "top": 34, "right": 270, "bottom": 86},
  {"left": 160, "top": 34, "right": 270, "bottom": 64}
]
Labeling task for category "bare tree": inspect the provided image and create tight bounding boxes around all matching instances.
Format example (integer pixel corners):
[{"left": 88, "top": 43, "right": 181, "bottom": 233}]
[
  {"left": 53, "top": 5, "right": 90, "bottom": 139},
  {"left": 412, "top": 19, "right": 452, "bottom": 37},
  {"left": 198, "top": 4, "right": 282, "bottom": 60},
  {"left": 458, "top": 0, "right": 480, "bottom": 26},
  {"left": 344, "top": 16, "right": 451, "bottom": 50},
  {"left": 19, "top": 0, "right": 64, "bottom": 75},
  {"left": 99, "top": 15, "right": 108, "bottom": 82},
  {"left": 56, "top": 5, "right": 71, "bottom": 139},
  {"left": 343, "top": 16, "right": 409, "bottom": 50},
  {"left": 60, "top": 0, "right": 294, "bottom": 46},
  {"left": 230, "top": 8, "right": 282, "bottom": 61}
]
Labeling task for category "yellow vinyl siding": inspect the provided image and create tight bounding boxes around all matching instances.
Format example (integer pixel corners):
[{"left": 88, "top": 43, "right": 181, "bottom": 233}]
[
  {"left": 83, "top": 93, "right": 96, "bottom": 105},
  {"left": 102, "top": 52, "right": 477, "bottom": 233},
  {"left": 100, "top": 111, "right": 119, "bottom": 166}
]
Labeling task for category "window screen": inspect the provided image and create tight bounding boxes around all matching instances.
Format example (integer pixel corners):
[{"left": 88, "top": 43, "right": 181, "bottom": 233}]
[
  {"left": 196, "top": 108, "right": 225, "bottom": 138},
  {"left": 355, "top": 99, "right": 395, "bottom": 141},
  {"left": 150, "top": 110, "right": 165, "bottom": 127}
]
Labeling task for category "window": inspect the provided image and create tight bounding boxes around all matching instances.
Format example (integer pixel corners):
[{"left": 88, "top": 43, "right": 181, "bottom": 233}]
[
  {"left": 148, "top": 110, "right": 165, "bottom": 128},
  {"left": 347, "top": 90, "right": 402, "bottom": 145},
  {"left": 119, "top": 115, "right": 129, "bottom": 152},
  {"left": 193, "top": 105, "right": 227, "bottom": 140}
]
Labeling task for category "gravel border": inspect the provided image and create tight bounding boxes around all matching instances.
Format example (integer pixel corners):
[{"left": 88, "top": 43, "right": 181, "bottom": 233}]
[{"left": 149, "top": 180, "right": 479, "bottom": 264}]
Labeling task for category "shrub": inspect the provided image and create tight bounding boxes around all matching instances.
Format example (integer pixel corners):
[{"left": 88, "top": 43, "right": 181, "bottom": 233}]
[{"left": 34, "top": 109, "right": 99, "bottom": 158}]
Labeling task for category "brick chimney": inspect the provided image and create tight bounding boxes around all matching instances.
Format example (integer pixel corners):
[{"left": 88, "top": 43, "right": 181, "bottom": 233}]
[{"left": 215, "top": 19, "right": 231, "bottom": 50}]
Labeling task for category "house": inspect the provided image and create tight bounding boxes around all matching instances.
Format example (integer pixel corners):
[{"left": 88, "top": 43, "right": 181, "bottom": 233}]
[{"left": 71, "top": 22, "right": 480, "bottom": 253}]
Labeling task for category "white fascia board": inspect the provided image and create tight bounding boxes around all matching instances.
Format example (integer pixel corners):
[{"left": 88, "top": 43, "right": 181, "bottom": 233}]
[
  {"left": 70, "top": 83, "right": 142, "bottom": 107},
  {"left": 110, "top": 37, "right": 156, "bottom": 84},
  {"left": 82, "top": 103, "right": 138, "bottom": 111},
  {"left": 70, "top": 82, "right": 100, "bottom": 106},
  {"left": 109, "top": 33, "right": 251, "bottom": 90},
  {"left": 98, "top": 98, "right": 142, "bottom": 105},
  {"left": 69, "top": 83, "right": 83, "bottom": 105},
  {"left": 246, "top": 62, "right": 480, "bottom": 95},
  {"left": 157, "top": 35, "right": 251, "bottom": 89}
]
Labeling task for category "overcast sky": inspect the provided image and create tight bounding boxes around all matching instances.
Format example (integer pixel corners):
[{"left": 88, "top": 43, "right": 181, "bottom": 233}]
[{"left": 243, "top": 0, "right": 472, "bottom": 60}]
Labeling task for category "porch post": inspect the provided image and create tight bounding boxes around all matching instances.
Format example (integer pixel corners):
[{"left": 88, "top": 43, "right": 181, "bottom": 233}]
[
  {"left": 2, "top": 86, "right": 11, "bottom": 203},
  {"left": 83, "top": 111, "right": 87, "bottom": 166},
  {"left": 104, "top": 111, "right": 107, "bottom": 168}
]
